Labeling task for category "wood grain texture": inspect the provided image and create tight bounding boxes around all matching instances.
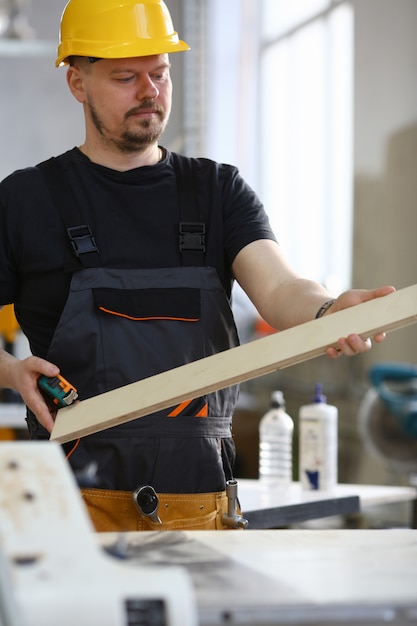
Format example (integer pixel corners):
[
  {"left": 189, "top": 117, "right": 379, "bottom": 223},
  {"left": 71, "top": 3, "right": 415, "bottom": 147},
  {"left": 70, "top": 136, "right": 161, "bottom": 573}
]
[{"left": 51, "top": 284, "right": 417, "bottom": 443}]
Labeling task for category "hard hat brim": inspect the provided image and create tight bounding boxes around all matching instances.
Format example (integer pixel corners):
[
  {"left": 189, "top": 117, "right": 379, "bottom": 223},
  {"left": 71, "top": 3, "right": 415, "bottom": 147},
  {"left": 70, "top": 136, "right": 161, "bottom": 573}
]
[{"left": 56, "top": 37, "right": 190, "bottom": 67}]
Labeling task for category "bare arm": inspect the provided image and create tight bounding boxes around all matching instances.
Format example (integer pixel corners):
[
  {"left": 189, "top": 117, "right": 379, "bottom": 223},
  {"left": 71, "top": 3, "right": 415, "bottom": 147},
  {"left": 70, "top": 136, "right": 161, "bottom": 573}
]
[
  {"left": 232, "top": 239, "right": 395, "bottom": 357},
  {"left": 0, "top": 348, "right": 60, "bottom": 432}
]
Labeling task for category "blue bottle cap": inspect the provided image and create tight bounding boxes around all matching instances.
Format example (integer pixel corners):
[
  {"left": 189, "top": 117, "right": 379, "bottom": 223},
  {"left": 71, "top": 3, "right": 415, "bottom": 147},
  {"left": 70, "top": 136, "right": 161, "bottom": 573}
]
[{"left": 313, "top": 383, "right": 327, "bottom": 403}]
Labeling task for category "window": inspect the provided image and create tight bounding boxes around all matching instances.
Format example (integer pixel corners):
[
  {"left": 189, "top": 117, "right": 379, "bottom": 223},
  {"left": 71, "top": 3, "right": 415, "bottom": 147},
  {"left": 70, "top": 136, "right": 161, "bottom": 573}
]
[
  {"left": 259, "top": 1, "right": 354, "bottom": 292},
  {"left": 204, "top": 0, "right": 354, "bottom": 294}
]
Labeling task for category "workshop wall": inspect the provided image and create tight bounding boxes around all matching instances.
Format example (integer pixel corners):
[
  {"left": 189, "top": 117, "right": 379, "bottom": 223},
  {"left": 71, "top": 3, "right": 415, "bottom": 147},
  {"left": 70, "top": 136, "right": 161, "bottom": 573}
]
[
  {"left": 352, "top": 0, "right": 417, "bottom": 365},
  {"left": 224, "top": 0, "right": 417, "bottom": 492},
  {"left": 267, "top": 0, "right": 417, "bottom": 489},
  {"left": 348, "top": 0, "right": 417, "bottom": 492}
]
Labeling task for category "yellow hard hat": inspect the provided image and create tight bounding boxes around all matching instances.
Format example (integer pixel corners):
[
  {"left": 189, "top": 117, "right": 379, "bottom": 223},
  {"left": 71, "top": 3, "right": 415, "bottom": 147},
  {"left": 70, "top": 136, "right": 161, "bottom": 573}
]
[{"left": 56, "top": 0, "right": 190, "bottom": 67}]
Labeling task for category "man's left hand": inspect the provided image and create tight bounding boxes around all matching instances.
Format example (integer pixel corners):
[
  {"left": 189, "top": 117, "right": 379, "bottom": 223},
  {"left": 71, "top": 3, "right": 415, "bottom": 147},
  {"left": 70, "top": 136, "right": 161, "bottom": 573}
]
[{"left": 323, "top": 285, "right": 396, "bottom": 358}]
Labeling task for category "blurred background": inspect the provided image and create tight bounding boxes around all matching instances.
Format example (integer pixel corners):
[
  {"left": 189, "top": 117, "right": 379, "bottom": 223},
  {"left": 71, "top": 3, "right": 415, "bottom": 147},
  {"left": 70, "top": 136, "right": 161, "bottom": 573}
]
[{"left": 1, "top": 0, "right": 416, "bottom": 525}]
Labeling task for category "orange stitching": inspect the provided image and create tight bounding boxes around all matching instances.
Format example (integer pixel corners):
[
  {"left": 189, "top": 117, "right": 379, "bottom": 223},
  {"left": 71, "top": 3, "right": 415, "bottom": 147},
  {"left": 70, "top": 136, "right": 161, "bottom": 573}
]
[
  {"left": 65, "top": 438, "right": 80, "bottom": 460},
  {"left": 98, "top": 307, "right": 199, "bottom": 322},
  {"left": 82, "top": 490, "right": 133, "bottom": 501}
]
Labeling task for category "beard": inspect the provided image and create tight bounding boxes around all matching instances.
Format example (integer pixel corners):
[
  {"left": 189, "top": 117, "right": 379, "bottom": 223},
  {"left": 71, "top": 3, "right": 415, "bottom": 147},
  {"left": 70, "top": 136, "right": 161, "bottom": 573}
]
[{"left": 87, "top": 99, "right": 169, "bottom": 154}]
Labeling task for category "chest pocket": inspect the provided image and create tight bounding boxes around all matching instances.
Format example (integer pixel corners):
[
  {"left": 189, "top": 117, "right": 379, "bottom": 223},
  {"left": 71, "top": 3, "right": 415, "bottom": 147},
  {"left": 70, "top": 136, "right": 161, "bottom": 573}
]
[{"left": 92, "top": 287, "right": 201, "bottom": 322}]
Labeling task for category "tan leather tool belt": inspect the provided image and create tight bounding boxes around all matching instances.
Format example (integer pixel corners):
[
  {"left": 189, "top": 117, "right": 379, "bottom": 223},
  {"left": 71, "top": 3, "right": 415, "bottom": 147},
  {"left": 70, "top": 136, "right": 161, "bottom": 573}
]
[{"left": 82, "top": 488, "right": 234, "bottom": 532}]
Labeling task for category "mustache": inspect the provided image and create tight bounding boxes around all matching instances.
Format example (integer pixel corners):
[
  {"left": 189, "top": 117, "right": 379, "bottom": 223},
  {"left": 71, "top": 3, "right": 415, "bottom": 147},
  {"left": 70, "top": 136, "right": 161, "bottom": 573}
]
[{"left": 126, "top": 101, "right": 164, "bottom": 118}]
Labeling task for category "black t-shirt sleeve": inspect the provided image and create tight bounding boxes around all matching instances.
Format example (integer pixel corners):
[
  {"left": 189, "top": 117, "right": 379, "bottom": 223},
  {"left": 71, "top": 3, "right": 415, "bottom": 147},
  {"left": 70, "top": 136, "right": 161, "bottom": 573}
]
[
  {"left": 0, "top": 171, "right": 23, "bottom": 305},
  {"left": 219, "top": 163, "right": 277, "bottom": 265},
  {"left": 0, "top": 166, "right": 71, "bottom": 356}
]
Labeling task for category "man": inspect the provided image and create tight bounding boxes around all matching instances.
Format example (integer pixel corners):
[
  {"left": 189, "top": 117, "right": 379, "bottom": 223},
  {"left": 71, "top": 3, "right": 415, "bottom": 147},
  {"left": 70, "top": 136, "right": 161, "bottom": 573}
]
[{"left": 0, "top": 0, "right": 394, "bottom": 531}]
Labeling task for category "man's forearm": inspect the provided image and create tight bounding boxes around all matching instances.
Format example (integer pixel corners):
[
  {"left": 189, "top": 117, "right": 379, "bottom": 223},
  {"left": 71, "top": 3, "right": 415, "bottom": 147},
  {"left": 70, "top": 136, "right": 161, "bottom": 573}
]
[
  {"left": 264, "top": 278, "right": 332, "bottom": 330},
  {"left": 0, "top": 348, "right": 19, "bottom": 390}
]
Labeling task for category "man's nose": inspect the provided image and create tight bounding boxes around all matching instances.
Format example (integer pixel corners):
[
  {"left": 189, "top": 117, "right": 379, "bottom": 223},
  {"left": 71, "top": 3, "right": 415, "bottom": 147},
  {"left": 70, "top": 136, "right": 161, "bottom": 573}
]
[{"left": 137, "top": 75, "right": 159, "bottom": 100}]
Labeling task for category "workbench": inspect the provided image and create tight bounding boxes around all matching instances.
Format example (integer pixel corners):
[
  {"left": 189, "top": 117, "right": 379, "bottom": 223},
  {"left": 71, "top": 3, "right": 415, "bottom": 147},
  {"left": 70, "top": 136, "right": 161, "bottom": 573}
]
[
  {"left": 100, "top": 528, "right": 417, "bottom": 625},
  {"left": 238, "top": 479, "right": 417, "bottom": 529},
  {"left": 2, "top": 441, "right": 417, "bottom": 626}
]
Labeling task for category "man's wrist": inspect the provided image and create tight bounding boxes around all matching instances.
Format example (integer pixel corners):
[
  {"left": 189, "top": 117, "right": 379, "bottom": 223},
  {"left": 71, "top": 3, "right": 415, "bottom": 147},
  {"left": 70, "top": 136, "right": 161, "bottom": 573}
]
[{"left": 315, "top": 298, "right": 336, "bottom": 319}]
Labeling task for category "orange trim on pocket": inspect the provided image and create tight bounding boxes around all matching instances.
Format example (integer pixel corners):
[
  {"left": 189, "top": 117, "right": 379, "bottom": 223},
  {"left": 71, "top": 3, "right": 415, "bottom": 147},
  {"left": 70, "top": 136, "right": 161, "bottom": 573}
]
[
  {"left": 168, "top": 399, "right": 208, "bottom": 418},
  {"left": 196, "top": 403, "right": 208, "bottom": 417},
  {"left": 168, "top": 400, "right": 192, "bottom": 417},
  {"left": 98, "top": 307, "right": 199, "bottom": 322}
]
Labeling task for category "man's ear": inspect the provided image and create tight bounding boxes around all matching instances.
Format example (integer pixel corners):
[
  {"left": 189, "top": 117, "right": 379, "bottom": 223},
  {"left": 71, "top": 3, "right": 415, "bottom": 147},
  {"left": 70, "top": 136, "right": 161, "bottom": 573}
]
[{"left": 66, "top": 66, "right": 86, "bottom": 103}]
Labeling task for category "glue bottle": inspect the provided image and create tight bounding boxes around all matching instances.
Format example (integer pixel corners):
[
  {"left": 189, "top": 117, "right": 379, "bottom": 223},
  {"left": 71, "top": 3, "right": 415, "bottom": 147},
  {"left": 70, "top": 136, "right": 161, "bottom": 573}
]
[
  {"left": 259, "top": 390, "right": 294, "bottom": 487},
  {"left": 299, "top": 384, "right": 338, "bottom": 491}
]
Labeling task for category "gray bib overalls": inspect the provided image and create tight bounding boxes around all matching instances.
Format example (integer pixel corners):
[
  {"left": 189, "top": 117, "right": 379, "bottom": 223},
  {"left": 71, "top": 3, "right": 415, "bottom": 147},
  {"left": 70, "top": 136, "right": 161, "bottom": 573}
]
[{"left": 32, "top": 155, "right": 240, "bottom": 500}]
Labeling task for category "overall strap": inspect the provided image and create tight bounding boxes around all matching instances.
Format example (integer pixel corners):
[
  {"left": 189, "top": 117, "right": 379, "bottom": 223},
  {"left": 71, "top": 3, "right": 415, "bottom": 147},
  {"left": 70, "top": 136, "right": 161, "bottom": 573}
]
[
  {"left": 172, "top": 153, "right": 206, "bottom": 267},
  {"left": 38, "top": 153, "right": 207, "bottom": 268},
  {"left": 37, "top": 157, "right": 100, "bottom": 269}
]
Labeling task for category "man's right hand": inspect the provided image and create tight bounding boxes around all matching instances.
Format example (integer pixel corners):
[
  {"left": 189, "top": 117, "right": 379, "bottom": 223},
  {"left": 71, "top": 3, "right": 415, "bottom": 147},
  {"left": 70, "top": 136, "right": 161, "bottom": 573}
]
[{"left": 1, "top": 352, "right": 60, "bottom": 433}]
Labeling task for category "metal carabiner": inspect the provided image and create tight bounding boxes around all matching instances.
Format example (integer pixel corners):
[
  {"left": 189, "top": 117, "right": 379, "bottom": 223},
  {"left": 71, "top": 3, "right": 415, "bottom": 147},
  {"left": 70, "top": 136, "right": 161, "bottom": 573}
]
[{"left": 132, "top": 485, "right": 162, "bottom": 524}]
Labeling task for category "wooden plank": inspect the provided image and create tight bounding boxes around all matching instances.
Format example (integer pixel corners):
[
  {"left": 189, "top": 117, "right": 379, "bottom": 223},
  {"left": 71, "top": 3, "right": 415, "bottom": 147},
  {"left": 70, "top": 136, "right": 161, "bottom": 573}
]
[{"left": 51, "top": 284, "right": 417, "bottom": 443}]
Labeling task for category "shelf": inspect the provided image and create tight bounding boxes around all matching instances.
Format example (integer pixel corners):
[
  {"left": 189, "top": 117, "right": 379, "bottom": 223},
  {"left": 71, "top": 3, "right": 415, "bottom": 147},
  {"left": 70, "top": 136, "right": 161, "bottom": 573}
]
[{"left": 0, "top": 38, "right": 55, "bottom": 58}]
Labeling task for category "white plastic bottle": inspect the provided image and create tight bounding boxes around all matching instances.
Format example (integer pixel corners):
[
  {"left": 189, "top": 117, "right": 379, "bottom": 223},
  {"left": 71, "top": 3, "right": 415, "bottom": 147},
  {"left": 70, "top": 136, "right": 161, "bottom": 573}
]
[
  {"left": 259, "top": 390, "right": 294, "bottom": 487},
  {"left": 299, "top": 384, "right": 338, "bottom": 491}
]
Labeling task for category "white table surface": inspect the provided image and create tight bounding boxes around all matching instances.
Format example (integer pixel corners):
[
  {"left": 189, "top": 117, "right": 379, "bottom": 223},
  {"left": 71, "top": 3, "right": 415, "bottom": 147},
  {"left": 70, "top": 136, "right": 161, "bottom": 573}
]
[
  {"left": 100, "top": 528, "right": 417, "bottom": 624},
  {"left": 237, "top": 478, "right": 417, "bottom": 511}
]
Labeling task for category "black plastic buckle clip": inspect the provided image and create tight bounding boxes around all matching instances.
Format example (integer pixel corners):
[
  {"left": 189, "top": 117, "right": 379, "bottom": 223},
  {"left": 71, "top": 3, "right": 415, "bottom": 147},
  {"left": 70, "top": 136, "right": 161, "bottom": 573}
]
[
  {"left": 67, "top": 225, "right": 99, "bottom": 258},
  {"left": 179, "top": 222, "right": 206, "bottom": 252}
]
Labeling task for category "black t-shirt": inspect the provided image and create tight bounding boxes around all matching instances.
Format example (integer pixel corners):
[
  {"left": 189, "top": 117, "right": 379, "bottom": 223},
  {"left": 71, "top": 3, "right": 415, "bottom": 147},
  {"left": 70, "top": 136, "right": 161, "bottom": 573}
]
[{"left": 0, "top": 147, "right": 275, "bottom": 358}]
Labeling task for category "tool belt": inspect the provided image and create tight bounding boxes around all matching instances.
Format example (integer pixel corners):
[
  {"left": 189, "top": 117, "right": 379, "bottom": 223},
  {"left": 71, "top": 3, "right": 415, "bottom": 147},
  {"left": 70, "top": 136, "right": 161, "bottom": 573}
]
[{"left": 82, "top": 486, "right": 246, "bottom": 532}]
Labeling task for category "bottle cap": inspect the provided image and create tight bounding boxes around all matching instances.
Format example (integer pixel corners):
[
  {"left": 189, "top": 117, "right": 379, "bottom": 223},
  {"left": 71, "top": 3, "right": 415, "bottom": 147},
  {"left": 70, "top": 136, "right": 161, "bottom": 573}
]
[
  {"left": 271, "top": 390, "right": 285, "bottom": 408},
  {"left": 313, "top": 383, "right": 327, "bottom": 403}
]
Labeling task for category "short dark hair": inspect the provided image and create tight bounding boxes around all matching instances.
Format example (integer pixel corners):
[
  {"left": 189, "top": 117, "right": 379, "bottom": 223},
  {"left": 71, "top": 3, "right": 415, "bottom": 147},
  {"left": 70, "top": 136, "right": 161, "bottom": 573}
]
[{"left": 68, "top": 55, "right": 101, "bottom": 67}]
